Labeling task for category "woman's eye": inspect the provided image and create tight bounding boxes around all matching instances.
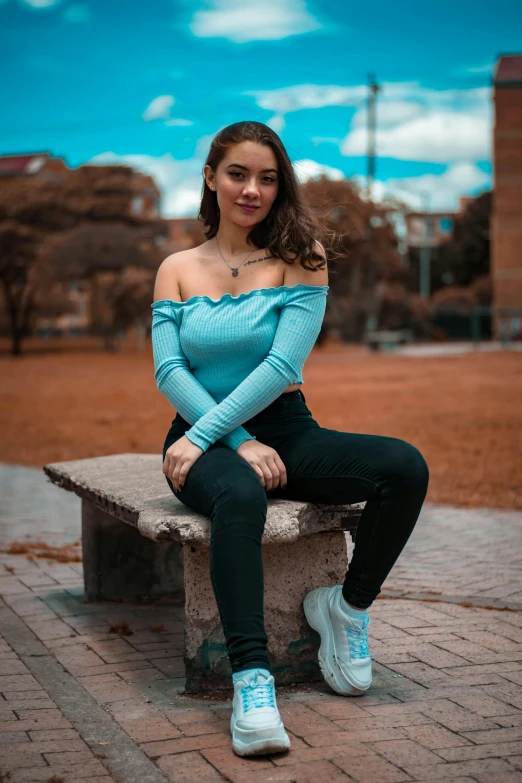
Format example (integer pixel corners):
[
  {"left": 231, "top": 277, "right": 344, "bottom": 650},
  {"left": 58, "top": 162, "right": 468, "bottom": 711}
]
[{"left": 229, "top": 172, "right": 276, "bottom": 184}]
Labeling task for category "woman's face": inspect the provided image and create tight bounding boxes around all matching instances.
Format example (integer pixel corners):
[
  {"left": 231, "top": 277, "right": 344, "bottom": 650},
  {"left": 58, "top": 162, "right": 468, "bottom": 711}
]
[{"left": 205, "top": 141, "right": 279, "bottom": 230}]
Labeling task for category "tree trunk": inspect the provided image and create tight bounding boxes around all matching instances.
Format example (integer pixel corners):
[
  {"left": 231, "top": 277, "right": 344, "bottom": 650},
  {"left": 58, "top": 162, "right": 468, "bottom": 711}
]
[
  {"left": 11, "top": 326, "right": 23, "bottom": 356},
  {"left": 1, "top": 279, "right": 34, "bottom": 357},
  {"left": 2, "top": 281, "right": 23, "bottom": 357}
]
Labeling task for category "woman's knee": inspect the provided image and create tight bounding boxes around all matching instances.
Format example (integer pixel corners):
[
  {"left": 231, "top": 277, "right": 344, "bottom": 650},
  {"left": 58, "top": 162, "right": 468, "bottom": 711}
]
[
  {"left": 213, "top": 474, "right": 268, "bottom": 529},
  {"left": 222, "top": 479, "right": 267, "bottom": 508},
  {"left": 389, "top": 439, "right": 430, "bottom": 491}
]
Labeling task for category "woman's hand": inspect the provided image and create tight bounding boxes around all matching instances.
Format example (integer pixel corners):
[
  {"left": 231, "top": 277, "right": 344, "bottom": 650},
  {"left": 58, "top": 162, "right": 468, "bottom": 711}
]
[
  {"left": 236, "top": 440, "right": 287, "bottom": 491},
  {"left": 163, "top": 436, "right": 203, "bottom": 492}
]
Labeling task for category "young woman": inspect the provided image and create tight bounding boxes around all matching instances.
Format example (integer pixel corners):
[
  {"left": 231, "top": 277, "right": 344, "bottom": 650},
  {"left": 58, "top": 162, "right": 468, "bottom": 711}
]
[{"left": 151, "top": 121, "right": 429, "bottom": 757}]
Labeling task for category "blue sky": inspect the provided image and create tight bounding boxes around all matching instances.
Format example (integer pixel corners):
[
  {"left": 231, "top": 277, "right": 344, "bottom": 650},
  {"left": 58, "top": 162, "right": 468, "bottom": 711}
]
[{"left": 1, "top": 0, "right": 521, "bottom": 216}]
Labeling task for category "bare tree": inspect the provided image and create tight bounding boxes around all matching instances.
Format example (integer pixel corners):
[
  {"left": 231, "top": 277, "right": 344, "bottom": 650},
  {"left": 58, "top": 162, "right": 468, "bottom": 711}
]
[
  {"left": 302, "top": 176, "right": 408, "bottom": 340},
  {"left": 438, "top": 191, "right": 491, "bottom": 288},
  {"left": 0, "top": 221, "right": 41, "bottom": 355},
  {"left": 0, "top": 162, "right": 166, "bottom": 355},
  {"left": 44, "top": 221, "right": 161, "bottom": 350}
]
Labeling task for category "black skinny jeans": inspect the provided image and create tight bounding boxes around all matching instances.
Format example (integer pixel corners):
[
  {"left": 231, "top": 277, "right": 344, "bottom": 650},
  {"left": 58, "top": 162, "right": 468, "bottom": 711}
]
[{"left": 162, "top": 389, "right": 429, "bottom": 675}]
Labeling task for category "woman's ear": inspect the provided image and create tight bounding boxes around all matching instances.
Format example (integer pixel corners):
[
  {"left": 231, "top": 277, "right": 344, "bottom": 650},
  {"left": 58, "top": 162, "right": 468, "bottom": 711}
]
[
  {"left": 204, "top": 164, "right": 216, "bottom": 191},
  {"left": 314, "top": 239, "right": 326, "bottom": 260}
]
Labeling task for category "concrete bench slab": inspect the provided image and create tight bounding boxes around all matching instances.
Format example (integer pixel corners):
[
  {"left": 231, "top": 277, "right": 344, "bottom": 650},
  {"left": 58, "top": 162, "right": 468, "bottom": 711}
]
[{"left": 44, "top": 453, "right": 363, "bottom": 692}]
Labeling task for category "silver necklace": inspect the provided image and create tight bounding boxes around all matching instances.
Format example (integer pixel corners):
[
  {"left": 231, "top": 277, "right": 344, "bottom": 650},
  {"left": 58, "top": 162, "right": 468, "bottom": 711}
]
[{"left": 215, "top": 237, "right": 257, "bottom": 278}]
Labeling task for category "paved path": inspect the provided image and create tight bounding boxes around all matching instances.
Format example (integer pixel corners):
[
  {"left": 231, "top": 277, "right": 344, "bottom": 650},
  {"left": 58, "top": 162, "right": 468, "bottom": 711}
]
[
  {"left": 395, "top": 341, "right": 522, "bottom": 357},
  {"left": 3, "top": 464, "right": 522, "bottom": 609},
  {"left": 381, "top": 504, "right": 522, "bottom": 611},
  {"left": 0, "top": 463, "right": 80, "bottom": 548},
  {"left": 1, "top": 464, "right": 522, "bottom": 782}
]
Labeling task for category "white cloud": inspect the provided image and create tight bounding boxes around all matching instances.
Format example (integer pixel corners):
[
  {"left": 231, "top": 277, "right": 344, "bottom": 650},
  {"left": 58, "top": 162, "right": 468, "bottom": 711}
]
[
  {"left": 165, "top": 118, "right": 194, "bottom": 126},
  {"left": 141, "top": 96, "right": 192, "bottom": 127},
  {"left": 195, "top": 133, "right": 217, "bottom": 157},
  {"left": 343, "top": 109, "right": 490, "bottom": 163},
  {"left": 362, "top": 162, "right": 491, "bottom": 211},
  {"left": 244, "top": 84, "right": 366, "bottom": 114},
  {"left": 293, "top": 159, "right": 345, "bottom": 183},
  {"left": 143, "top": 95, "right": 176, "bottom": 121},
  {"left": 89, "top": 152, "right": 204, "bottom": 218},
  {"left": 246, "top": 81, "right": 489, "bottom": 115},
  {"left": 351, "top": 100, "right": 424, "bottom": 128},
  {"left": 63, "top": 3, "right": 90, "bottom": 22},
  {"left": 311, "top": 136, "right": 343, "bottom": 147},
  {"left": 392, "top": 161, "right": 490, "bottom": 200},
  {"left": 462, "top": 62, "right": 494, "bottom": 75},
  {"left": 343, "top": 84, "right": 491, "bottom": 163},
  {"left": 19, "top": 0, "right": 61, "bottom": 7},
  {"left": 142, "top": 95, "right": 176, "bottom": 122},
  {"left": 246, "top": 81, "right": 491, "bottom": 164},
  {"left": 267, "top": 114, "right": 286, "bottom": 134},
  {"left": 189, "top": 0, "right": 322, "bottom": 43},
  {"left": 246, "top": 81, "right": 478, "bottom": 115},
  {"left": 163, "top": 185, "right": 202, "bottom": 218}
]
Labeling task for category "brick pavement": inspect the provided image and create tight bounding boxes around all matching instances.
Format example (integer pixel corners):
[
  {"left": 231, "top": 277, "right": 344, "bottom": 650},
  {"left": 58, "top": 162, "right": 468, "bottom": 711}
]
[
  {"left": 0, "top": 464, "right": 81, "bottom": 550},
  {"left": 2, "top": 465, "right": 521, "bottom": 610},
  {"left": 1, "top": 470, "right": 522, "bottom": 781},
  {"left": 377, "top": 504, "right": 522, "bottom": 611}
]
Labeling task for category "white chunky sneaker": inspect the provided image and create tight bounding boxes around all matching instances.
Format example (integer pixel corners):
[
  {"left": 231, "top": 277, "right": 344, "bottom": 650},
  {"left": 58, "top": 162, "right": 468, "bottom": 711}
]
[
  {"left": 304, "top": 585, "right": 372, "bottom": 696},
  {"left": 230, "top": 668, "right": 291, "bottom": 756}
]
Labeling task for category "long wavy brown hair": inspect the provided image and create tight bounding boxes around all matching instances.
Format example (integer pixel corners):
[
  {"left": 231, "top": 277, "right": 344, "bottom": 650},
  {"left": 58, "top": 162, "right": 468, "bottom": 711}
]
[{"left": 198, "top": 121, "right": 334, "bottom": 272}]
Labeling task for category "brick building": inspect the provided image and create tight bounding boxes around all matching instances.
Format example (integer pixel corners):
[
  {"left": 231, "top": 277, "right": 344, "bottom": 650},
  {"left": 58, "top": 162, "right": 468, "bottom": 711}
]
[
  {"left": 492, "top": 54, "right": 522, "bottom": 335},
  {"left": 402, "top": 207, "right": 462, "bottom": 295},
  {"left": 405, "top": 210, "right": 455, "bottom": 250}
]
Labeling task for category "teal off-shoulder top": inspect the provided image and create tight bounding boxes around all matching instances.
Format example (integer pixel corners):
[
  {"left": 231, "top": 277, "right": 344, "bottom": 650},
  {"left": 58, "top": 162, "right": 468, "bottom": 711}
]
[{"left": 150, "top": 283, "right": 329, "bottom": 453}]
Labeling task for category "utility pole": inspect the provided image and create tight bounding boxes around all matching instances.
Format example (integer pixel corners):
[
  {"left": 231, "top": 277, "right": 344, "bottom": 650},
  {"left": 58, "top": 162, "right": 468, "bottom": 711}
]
[
  {"left": 419, "top": 192, "right": 432, "bottom": 299},
  {"left": 366, "top": 73, "right": 381, "bottom": 201},
  {"left": 394, "top": 184, "right": 434, "bottom": 298}
]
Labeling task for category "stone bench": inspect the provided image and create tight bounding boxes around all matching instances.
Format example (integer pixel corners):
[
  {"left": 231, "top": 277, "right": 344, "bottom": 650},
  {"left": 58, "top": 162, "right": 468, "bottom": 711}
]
[{"left": 43, "top": 453, "right": 363, "bottom": 693}]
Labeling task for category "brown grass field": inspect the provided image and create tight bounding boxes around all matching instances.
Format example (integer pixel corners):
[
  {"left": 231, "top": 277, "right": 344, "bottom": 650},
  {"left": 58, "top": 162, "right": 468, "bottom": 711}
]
[{"left": 1, "top": 337, "right": 521, "bottom": 510}]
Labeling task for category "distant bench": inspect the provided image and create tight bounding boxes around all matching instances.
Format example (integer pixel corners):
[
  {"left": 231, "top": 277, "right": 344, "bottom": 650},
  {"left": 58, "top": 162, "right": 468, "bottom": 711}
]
[
  {"left": 43, "top": 454, "right": 363, "bottom": 693},
  {"left": 365, "top": 329, "right": 414, "bottom": 352}
]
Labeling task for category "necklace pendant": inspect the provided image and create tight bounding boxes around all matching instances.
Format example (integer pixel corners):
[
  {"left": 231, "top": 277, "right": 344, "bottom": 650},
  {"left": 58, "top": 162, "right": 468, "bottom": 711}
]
[{"left": 232, "top": 268, "right": 238, "bottom": 277}]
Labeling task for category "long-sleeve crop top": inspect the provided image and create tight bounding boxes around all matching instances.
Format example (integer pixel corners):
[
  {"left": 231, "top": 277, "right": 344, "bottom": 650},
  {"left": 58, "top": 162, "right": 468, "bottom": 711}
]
[{"left": 151, "top": 283, "right": 329, "bottom": 453}]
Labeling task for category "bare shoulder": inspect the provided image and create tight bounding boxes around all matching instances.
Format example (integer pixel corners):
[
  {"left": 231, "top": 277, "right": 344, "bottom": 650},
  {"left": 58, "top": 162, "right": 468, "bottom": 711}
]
[
  {"left": 283, "top": 240, "right": 328, "bottom": 288},
  {"left": 153, "top": 248, "right": 198, "bottom": 302}
]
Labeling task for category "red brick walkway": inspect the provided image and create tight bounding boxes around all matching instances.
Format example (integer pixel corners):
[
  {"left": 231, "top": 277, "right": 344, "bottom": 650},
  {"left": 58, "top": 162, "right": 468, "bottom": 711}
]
[{"left": 1, "top": 505, "right": 522, "bottom": 782}]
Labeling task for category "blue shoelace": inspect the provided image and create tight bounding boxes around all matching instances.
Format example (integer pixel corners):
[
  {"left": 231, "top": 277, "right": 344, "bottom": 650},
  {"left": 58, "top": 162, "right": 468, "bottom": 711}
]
[
  {"left": 345, "top": 613, "right": 370, "bottom": 659},
  {"left": 238, "top": 671, "right": 275, "bottom": 713}
]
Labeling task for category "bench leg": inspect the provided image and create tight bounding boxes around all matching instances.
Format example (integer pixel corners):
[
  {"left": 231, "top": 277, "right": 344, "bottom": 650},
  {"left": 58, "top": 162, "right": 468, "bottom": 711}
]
[
  {"left": 82, "top": 500, "right": 183, "bottom": 601},
  {"left": 183, "top": 531, "right": 348, "bottom": 693}
]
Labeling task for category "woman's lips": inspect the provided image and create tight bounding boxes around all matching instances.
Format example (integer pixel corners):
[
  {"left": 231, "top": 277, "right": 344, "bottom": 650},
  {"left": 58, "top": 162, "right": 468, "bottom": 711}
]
[{"left": 237, "top": 204, "right": 259, "bottom": 213}]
